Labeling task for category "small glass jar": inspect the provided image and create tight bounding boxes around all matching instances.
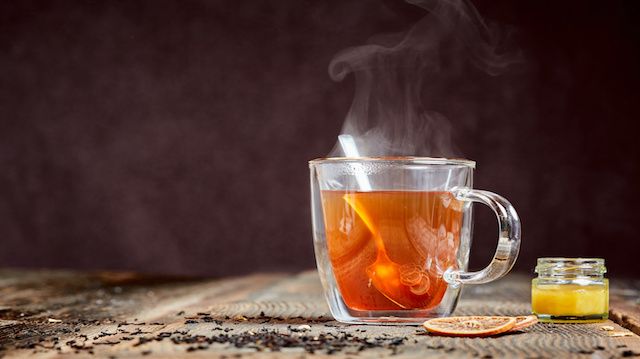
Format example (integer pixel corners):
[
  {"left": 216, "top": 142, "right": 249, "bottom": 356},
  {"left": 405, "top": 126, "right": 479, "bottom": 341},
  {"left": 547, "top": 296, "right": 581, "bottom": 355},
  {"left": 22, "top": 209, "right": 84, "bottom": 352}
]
[{"left": 531, "top": 258, "right": 608, "bottom": 323}]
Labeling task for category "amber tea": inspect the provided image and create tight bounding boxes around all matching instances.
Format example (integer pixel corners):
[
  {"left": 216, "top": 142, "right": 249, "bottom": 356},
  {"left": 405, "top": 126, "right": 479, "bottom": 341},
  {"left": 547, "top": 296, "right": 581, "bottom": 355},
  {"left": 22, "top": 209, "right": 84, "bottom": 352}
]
[{"left": 321, "top": 190, "right": 463, "bottom": 311}]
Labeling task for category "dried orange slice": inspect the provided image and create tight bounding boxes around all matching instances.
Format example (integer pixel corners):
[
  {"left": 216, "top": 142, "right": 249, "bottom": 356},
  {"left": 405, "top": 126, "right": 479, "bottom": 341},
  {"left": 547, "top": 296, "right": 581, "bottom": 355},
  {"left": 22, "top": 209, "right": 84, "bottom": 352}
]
[
  {"left": 509, "top": 315, "right": 538, "bottom": 331},
  {"left": 423, "top": 316, "right": 517, "bottom": 337}
]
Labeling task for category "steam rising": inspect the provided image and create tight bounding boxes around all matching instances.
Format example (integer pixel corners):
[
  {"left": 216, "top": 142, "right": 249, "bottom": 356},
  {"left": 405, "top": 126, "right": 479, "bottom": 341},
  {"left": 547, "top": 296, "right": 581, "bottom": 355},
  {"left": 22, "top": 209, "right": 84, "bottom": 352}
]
[{"left": 328, "top": 0, "right": 520, "bottom": 158}]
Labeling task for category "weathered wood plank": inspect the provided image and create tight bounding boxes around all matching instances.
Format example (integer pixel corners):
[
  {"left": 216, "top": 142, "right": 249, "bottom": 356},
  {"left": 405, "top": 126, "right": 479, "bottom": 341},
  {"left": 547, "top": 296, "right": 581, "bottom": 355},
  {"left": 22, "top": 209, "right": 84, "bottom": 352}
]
[
  {"left": 1, "top": 270, "right": 639, "bottom": 358},
  {"left": 610, "top": 281, "right": 640, "bottom": 336}
]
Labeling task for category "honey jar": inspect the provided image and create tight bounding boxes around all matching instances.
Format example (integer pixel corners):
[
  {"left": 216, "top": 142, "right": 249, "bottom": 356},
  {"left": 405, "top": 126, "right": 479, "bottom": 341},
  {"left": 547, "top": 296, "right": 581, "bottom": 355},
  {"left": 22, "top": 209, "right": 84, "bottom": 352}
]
[{"left": 531, "top": 258, "right": 608, "bottom": 323}]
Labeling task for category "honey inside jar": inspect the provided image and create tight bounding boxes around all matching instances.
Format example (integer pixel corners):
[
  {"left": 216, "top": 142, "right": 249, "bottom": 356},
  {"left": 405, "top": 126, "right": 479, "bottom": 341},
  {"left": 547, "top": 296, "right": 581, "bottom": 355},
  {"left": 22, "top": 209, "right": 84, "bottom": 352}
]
[{"left": 531, "top": 258, "right": 608, "bottom": 323}]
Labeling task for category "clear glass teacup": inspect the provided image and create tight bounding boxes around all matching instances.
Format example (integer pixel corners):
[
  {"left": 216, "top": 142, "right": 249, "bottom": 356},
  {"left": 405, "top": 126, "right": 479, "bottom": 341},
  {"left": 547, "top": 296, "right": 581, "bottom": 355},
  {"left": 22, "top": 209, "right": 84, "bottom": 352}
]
[{"left": 309, "top": 157, "right": 521, "bottom": 324}]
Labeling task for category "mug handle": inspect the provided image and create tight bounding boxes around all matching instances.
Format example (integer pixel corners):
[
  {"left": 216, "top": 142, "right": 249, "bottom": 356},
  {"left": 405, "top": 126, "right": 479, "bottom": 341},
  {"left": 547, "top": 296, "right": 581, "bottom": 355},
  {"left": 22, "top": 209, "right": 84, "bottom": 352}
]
[{"left": 444, "top": 188, "right": 521, "bottom": 287}]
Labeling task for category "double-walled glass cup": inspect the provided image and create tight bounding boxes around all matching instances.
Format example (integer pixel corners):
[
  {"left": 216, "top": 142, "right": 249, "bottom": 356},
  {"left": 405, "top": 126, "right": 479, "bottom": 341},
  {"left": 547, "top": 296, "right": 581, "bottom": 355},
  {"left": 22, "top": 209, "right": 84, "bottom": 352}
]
[{"left": 309, "top": 157, "right": 521, "bottom": 324}]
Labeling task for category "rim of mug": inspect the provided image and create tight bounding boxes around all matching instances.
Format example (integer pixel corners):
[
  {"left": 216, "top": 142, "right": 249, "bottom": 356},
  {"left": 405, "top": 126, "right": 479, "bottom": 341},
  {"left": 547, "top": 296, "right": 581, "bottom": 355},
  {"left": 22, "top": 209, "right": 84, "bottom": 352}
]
[{"left": 308, "top": 156, "right": 476, "bottom": 168}]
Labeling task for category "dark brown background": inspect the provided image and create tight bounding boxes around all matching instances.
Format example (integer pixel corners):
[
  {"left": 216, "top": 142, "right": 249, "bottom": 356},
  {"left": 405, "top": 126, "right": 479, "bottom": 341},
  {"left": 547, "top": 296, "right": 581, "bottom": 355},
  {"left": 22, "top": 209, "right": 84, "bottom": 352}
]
[{"left": 1, "top": 0, "right": 639, "bottom": 277}]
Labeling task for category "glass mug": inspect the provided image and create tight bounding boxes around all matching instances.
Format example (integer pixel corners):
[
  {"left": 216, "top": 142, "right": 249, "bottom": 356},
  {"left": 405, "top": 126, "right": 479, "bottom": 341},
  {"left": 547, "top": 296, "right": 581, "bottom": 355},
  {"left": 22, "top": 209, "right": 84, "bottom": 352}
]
[{"left": 309, "top": 157, "right": 521, "bottom": 324}]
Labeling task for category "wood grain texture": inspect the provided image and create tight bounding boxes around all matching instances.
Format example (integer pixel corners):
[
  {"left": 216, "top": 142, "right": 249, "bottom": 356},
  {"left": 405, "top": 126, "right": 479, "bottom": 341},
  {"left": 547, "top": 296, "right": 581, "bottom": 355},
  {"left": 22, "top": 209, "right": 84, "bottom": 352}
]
[
  {"left": 0, "top": 270, "right": 639, "bottom": 358},
  {"left": 609, "top": 279, "right": 640, "bottom": 336}
]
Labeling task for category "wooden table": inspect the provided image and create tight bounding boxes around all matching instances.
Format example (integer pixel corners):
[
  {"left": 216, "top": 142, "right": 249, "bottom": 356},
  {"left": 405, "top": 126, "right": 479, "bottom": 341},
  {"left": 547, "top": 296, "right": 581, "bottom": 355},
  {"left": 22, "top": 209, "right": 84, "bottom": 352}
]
[{"left": 1, "top": 270, "right": 639, "bottom": 358}]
